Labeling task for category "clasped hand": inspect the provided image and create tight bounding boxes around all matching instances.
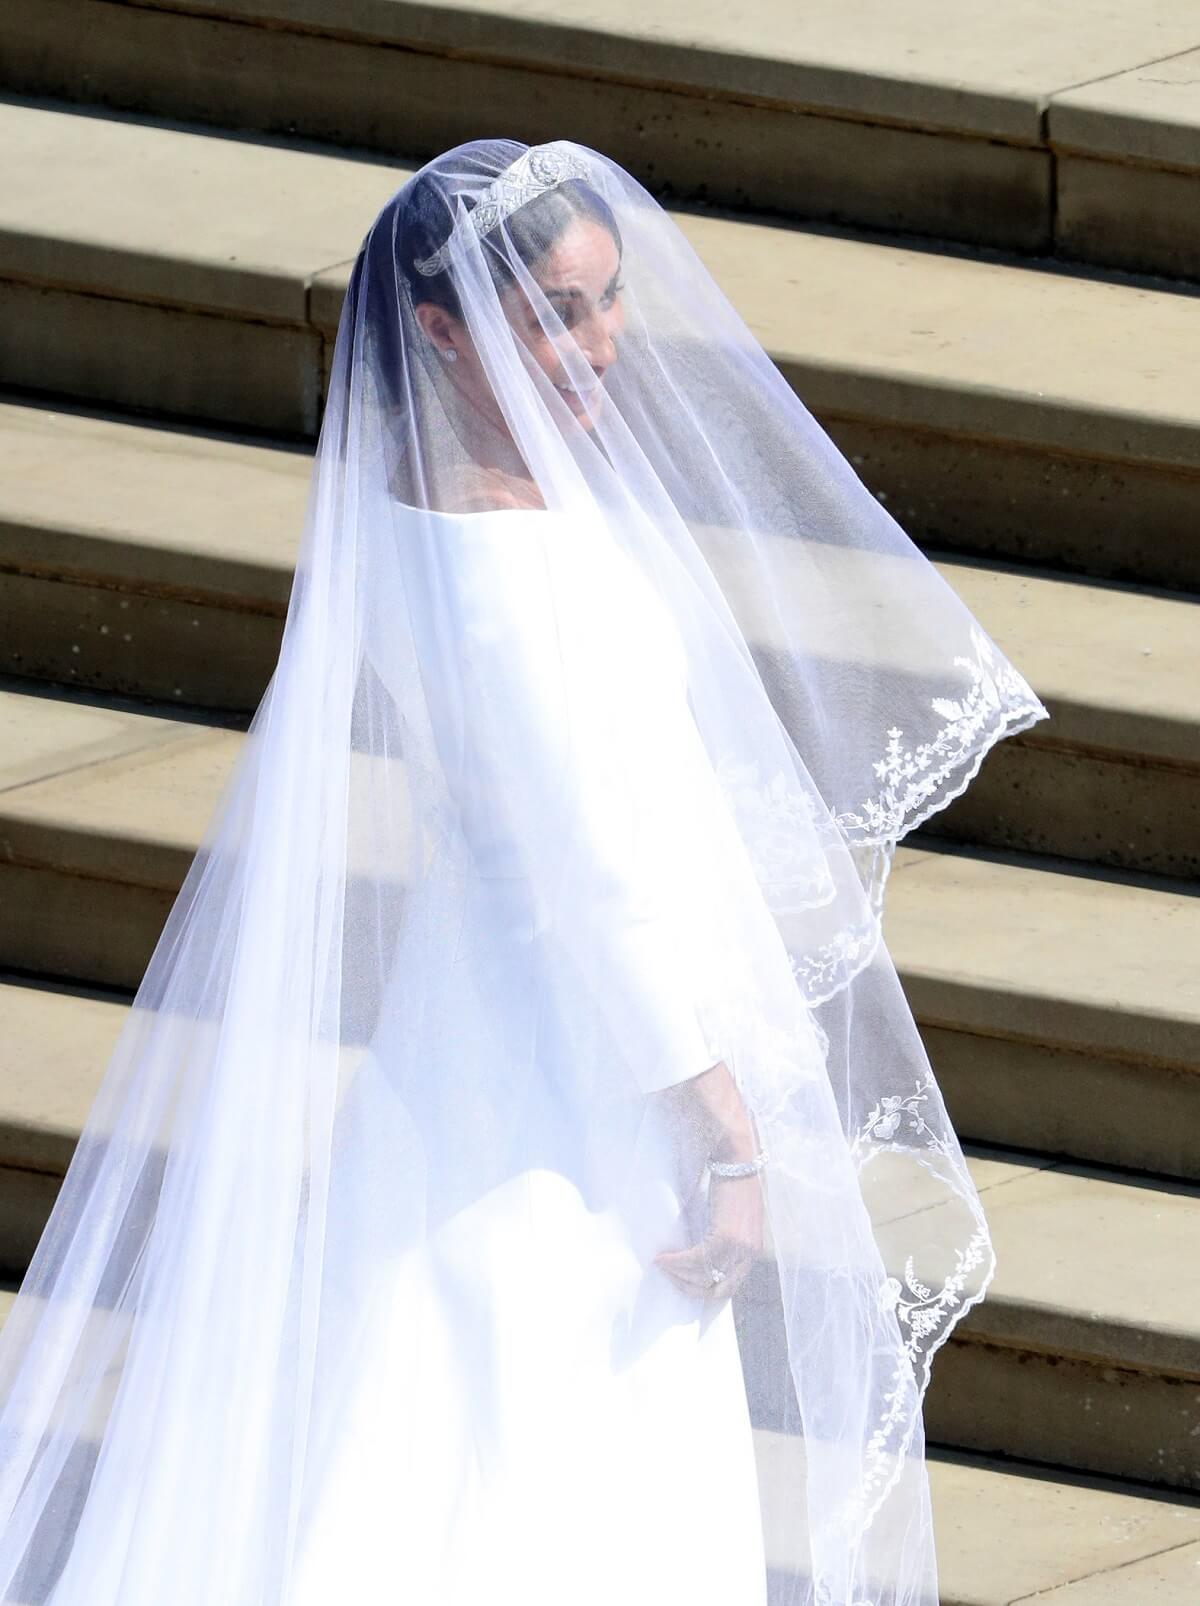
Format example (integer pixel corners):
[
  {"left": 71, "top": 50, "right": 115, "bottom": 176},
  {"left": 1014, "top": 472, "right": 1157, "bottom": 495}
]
[{"left": 653, "top": 1167, "right": 764, "bottom": 1303}]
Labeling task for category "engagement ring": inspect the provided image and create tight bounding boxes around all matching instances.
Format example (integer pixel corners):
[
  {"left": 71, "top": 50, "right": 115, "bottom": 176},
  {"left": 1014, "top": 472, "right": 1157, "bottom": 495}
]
[{"left": 703, "top": 1246, "right": 728, "bottom": 1285}]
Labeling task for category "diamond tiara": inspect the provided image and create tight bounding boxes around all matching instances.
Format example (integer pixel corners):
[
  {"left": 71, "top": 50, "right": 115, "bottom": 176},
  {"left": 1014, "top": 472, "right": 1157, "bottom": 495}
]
[{"left": 413, "top": 143, "right": 594, "bottom": 277}]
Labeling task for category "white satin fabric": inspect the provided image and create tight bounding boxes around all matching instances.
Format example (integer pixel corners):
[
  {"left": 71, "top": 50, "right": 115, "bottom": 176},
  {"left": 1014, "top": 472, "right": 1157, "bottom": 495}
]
[
  {"left": 390, "top": 504, "right": 793, "bottom": 1098},
  {"left": 0, "top": 138, "right": 1050, "bottom": 1606},
  {"left": 292, "top": 508, "right": 768, "bottom": 1604}
]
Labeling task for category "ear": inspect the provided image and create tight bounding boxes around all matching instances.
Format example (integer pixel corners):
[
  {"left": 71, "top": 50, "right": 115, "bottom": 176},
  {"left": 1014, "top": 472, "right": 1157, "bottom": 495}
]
[{"left": 413, "top": 301, "right": 463, "bottom": 358}]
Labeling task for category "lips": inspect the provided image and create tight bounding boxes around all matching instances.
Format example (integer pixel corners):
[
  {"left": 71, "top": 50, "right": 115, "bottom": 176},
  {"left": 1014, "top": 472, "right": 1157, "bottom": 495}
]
[
  {"left": 556, "top": 369, "right": 604, "bottom": 390},
  {"left": 556, "top": 379, "right": 603, "bottom": 402}
]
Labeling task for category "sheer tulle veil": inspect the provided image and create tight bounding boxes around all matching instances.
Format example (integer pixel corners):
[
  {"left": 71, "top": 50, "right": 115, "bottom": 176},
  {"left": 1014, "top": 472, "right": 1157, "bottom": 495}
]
[{"left": 0, "top": 138, "right": 1049, "bottom": 1604}]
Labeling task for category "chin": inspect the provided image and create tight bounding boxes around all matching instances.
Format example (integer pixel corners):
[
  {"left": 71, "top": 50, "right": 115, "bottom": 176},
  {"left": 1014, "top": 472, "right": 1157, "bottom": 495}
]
[{"left": 569, "top": 389, "right": 606, "bottom": 431}]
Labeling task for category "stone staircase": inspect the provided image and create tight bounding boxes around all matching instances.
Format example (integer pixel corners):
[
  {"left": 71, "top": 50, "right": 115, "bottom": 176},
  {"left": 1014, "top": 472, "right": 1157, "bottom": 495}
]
[
  {"left": 7, "top": 0, "right": 1200, "bottom": 280},
  {"left": 2, "top": 6, "right": 1199, "bottom": 1601}
]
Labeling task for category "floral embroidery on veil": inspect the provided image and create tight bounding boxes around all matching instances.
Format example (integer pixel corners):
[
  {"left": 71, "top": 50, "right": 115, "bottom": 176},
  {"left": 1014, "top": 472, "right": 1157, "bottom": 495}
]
[{"left": 833, "top": 622, "right": 1047, "bottom": 843}]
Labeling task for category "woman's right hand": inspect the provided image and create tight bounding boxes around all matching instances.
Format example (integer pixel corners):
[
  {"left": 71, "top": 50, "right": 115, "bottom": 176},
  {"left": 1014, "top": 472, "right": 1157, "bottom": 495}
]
[{"left": 653, "top": 1168, "right": 764, "bottom": 1303}]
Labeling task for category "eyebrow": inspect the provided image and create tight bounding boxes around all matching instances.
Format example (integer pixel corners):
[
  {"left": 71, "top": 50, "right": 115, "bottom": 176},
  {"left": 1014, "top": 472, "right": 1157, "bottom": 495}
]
[{"left": 542, "top": 268, "right": 622, "bottom": 301}]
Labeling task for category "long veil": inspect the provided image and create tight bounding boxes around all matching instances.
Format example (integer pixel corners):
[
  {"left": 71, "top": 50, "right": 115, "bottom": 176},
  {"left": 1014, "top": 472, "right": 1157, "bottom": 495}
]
[{"left": 0, "top": 138, "right": 1049, "bottom": 1605}]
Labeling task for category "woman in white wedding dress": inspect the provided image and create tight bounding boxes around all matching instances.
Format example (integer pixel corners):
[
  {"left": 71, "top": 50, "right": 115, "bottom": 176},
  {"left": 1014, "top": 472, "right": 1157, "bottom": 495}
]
[
  {"left": 290, "top": 503, "right": 773, "bottom": 1605},
  {"left": 0, "top": 139, "right": 1049, "bottom": 1606}
]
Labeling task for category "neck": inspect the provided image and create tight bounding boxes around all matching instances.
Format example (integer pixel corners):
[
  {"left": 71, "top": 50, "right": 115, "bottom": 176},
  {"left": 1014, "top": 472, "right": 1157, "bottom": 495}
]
[{"left": 447, "top": 374, "right": 529, "bottom": 474}]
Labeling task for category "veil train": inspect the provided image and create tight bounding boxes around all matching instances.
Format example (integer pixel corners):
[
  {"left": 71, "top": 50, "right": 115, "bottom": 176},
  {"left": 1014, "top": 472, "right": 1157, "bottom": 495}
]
[{"left": 0, "top": 138, "right": 1049, "bottom": 1606}]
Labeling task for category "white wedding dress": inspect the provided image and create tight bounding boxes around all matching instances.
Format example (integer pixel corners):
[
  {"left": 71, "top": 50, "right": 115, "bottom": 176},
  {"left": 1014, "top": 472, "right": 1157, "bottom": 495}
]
[
  {"left": 288, "top": 506, "right": 770, "bottom": 1605},
  {"left": 0, "top": 138, "right": 1043, "bottom": 1606}
]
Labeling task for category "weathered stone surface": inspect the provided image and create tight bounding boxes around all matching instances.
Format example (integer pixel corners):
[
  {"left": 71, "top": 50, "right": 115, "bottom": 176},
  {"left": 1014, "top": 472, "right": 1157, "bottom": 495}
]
[
  {"left": 757, "top": 1431, "right": 1200, "bottom": 1604},
  {"left": 885, "top": 845, "right": 1200, "bottom": 1072},
  {"left": 6, "top": 0, "right": 1199, "bottom": 270}
]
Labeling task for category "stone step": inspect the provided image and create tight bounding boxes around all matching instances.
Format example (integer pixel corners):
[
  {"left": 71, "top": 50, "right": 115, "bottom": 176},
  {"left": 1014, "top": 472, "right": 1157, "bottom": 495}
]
[
  {"left": 0, "top": 401, "right": 297, "bottom": 712},
  {"left": 3, "top": 402, "right": 1196, "bottom": 877},
  {"left": 785, "top": 1439, "right": 1200, "bottom": 1605},
  {"left": 0, "top": 978, "right": 127, "bottom": 1282},
  {"left": 0, "top": 1277, "right": 1194, "bottom": 1602},
  {"left": 1, "top": 687, "right": 1196, "bottom": 1180},
  {"left": 5, "top": 0, "right": 1200, "bottom": 282},
  {"left": 886, "top": 845, "right": 1200, "bottom": 1181},
  {"left": 3, "top": 101, "right": 1200, "bottom": 587},
  {"left": 1, "top": 979, "right": 1196, "bottom": 1488},
  {"left": 743, "top": 1147, "right": 1200, "bottom": 1492},
  {"left": 894, "top": 1147, "right": 1200, "bottom": 1491}
]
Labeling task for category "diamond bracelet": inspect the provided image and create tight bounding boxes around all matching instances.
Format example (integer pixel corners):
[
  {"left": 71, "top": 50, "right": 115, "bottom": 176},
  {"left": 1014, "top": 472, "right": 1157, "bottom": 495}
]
[{"left": 706, "top": 1148, "right": 768, "bottom": 1179}]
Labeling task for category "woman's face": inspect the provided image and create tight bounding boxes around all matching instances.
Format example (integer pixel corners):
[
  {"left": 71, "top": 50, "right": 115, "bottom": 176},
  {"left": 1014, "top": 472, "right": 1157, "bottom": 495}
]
[
  {"left": 416, "top": 214, "right": 625, "bottom": 434},
  {"left": 500, "top": 215, "right": 625, "bottom": 429}
]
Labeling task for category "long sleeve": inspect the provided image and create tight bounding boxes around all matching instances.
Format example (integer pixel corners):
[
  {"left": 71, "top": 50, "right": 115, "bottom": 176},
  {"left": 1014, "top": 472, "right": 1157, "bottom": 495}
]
[{"left": 439, "top": 509, "right": 725, "bottom": 1097}]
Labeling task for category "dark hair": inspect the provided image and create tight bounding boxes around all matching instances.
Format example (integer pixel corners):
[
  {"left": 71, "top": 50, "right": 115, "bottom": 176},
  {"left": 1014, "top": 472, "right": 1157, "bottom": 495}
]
[
  {"left": 347, "top": 164, "right": 623, "bottom": 416},
  {"left": 398, "top": 174, "right": 623, "bottom": 322}
]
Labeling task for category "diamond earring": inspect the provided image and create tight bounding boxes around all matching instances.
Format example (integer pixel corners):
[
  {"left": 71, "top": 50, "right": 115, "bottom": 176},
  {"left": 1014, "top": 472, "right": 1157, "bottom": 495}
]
[{"left": 441, "top": 348, "right": 458, "bottom": 363}]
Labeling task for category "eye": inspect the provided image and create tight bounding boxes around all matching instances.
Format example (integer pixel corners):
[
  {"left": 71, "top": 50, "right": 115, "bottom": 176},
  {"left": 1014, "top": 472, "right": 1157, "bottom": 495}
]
[
  {"left": 538, "top": 299, "right": 578, "bottom": 331},
  {"left": 601, "top": 278, "right": 625, "bottom": 309}
]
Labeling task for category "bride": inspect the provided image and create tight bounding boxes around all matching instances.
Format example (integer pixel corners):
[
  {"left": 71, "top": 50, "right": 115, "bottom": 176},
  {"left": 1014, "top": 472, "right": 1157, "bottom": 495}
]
[{"left": 0, "top": 140, "right": 1049, "bottom": 1605}]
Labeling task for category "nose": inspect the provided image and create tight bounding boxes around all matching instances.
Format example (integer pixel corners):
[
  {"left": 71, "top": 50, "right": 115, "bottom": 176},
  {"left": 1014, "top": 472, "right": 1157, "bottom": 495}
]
[{"left": 577, "top": 305, "right": 619, "bottom": 374}]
